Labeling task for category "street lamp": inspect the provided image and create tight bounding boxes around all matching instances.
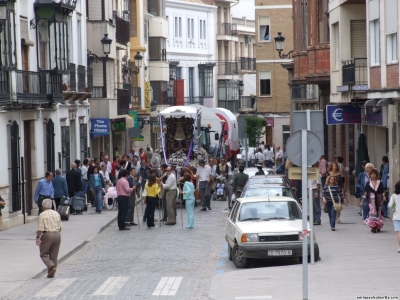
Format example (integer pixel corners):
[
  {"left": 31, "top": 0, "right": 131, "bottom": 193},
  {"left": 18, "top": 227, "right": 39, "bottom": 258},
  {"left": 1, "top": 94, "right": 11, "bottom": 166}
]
[
  {"left": 238, "top": 80, "right": 244, "bottom": 109},
  {"left": 87, "top": 34, "right": 113, "bottom": 66},
  {"left": 150, "top": 100, "right": 157, "bottom": 112},
  {"left": 133, "top": 51, "right": 143, "bottom": 69},
  {"left": 274, "top": 32, "right": 293, "bottom": 59}
]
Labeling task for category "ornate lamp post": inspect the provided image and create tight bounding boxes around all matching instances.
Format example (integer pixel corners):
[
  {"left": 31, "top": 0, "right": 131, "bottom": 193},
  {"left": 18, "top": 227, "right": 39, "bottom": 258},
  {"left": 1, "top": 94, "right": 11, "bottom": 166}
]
[
  {"left": 87, "top": 34, "right": 113, "bottom": 65},
  {"left": 274, "top": 32, "right": 293, "bottom": 59}
]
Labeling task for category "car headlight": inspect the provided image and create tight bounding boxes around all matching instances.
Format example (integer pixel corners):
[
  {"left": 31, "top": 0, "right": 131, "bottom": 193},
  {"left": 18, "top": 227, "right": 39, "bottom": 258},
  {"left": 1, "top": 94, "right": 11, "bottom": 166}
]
[{"left": 241, "top": 233, "right": 259, "bottom": 243}]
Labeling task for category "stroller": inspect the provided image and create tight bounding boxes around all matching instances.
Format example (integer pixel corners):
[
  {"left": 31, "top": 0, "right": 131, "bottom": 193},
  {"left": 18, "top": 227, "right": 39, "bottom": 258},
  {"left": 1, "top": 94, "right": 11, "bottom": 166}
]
[{"left": 212, "top": 175, "right": 227, "bottom": 201}]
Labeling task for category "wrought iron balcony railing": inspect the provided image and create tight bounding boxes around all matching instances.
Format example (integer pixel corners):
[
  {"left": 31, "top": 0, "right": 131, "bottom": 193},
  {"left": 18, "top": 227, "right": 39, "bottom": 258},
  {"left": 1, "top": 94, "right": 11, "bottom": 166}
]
[
  {"left": 218, "top": 100, "right": 239, "bottom": 113},
  {"left": 218, "top": 62, "right": 238, "bottom": 75},
  {"left": 217, "top": 23, "right": 238, "bottom": 36},
  {"left": 240, "top": 96, "right": 256, "bottom": 109},
  {"left": 291, "top": 84, "right": 318, "bottom": 101},
  {"left": 115, "top": 15, "right": 130, "bottom": 46},
  {"left": 342, "top": 58, "right": 367, "bottom": 87}
]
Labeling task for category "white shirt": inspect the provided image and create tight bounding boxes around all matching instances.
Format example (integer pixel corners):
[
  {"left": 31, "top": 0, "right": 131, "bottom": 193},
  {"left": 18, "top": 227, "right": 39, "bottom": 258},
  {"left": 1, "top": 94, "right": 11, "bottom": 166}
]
[
  {"left": 81, "top": 165, "right": 88, "bottom": 180},
  {"left": 308, "top": 178, "right": 321, "bottom": 190},
  {"left": 227, "top": 162, "right": 233, "bottom": 176},
  {"left": 162, "top": 173, "right": 177, "bottom": 190},
  {"left": 196, "top": 165, "right": 212, "bottom": 181},
  {"left": 100, "top": 170, "right": 110, "bottom": 182},
  {"left": 388, "top": 194, "right": 400, "bottom": 220},
  {"left": 255, "top": 152, "right": 264, "bottom": 162},
  {"left": 276, "top": 150, "right": 283, "bottom": 160},
  {"left": 99, "top": 161, "right": 112, "bottom": 173},
  {"left": 263, "top": 149, "right": 274, "bottom": 160},
  {"left": 131, "top": 162, "right": 141, "bottom": 173}
]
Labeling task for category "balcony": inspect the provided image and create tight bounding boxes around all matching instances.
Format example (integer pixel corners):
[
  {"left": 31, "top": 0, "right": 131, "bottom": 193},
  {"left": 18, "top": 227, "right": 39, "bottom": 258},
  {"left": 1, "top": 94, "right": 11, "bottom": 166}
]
[
  {"left": 149, "top": 60, "right": 170, "bottom": 81},
  {"left": 217, "top": 23, "right": 239, "bottom": 41},
  {"left": 291, "top": 84, "right": 319, "bottom": 101},
  {"left": 34, "top": 0, "right": 77, "bottom": 12},
  {"left": 63, "top": 64, "right": 89, "bottom": 101},
  {"left": 117, "top": 88, "right": 130, "bottom": 115},
  {"left": 0, "top": 70, "right": 63, "bottom": 105},
  {"left": 115, "top": 15, "right": 130, "bottom": 46},
  {"left": 341, "top": 58, "right": 368, "bottom": 91},
  {"left": 218, "top": 62, "right": 238, "bottom": 75},
  {"left": 149, "top": 16, "right": 169, "bottom": 39},
  {"left": 239, "top": 57, "right": 256, "bottom": 72},
  {"left": 219, "top": 100, "right": 239, "bottom": 113},
  {"left": 238, "top": 96, "right": 256, "bottom": 113},
  {"left": 184, "top": 97, "right": 204, "bottom": 105}
]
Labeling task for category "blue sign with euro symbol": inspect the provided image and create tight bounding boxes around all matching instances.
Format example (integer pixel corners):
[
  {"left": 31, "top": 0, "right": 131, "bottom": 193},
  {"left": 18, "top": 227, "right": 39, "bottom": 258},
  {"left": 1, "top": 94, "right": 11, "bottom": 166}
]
[{"left": 326, "top": 105, "right": 361, "bottom": 125}]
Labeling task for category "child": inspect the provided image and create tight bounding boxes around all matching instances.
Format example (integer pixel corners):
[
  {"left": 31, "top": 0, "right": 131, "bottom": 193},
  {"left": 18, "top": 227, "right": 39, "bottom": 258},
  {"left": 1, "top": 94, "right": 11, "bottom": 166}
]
[{"left": 216, "top": 178, "right": 225, "bottom": 199}]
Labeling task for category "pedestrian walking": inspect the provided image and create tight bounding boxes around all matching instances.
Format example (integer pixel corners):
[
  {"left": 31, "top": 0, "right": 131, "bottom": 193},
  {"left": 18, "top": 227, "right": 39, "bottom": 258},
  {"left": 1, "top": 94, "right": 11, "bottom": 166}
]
[
  {"left": 66, "top": 163, "right": 82, "bottom": 198},
  {"left": 197, "top": 159, "right": 213, "bottom": 211},
  {"left": 275, "top": 146, "right": 283, "bottom": 166},
  {"left": 381, "top": 156, "right": 390, "bottom": 218},
  {"left": 328, "top": 162, "right": 343, "bottom": 196},
  {"left": 255, "top": 163, "right": 265, "bottom": 175},
  {"left": 116, "top": 169, "right": 135, "bottom": 230},
  {"left": 159, "top": 166, "right": 177, "bottom": 225},
  {"left": 319, "top": 155, "right": 328, "bottom": 188},
  {"left": 356, "top": 160, "right": 369, "bottom": 218},
  {"left": 388, "top": 181, "right": 400, "bottom": 252},
  {"left": 146, "top": 146, "right": 153, "bottom": 163},
  {"left": 89, "top": 166, "right": 106, "bottom": 213},
  {"left": 51, "top": 169, "right": 68, "bottom": 210},
  {"left": 181, "top": 173, "right": 195, "bottom": 228},
  {"left": 126, "top": 169, "right": 141, "bottom": 226},
  {"left": 322, "top": 175, "right": 346, "bottom": 231},
  {"left": 263, "top": 145, "right": 274, "bottom": 168},
  {"left": 255, "top": 148, "right": 264, "bottom": 165},
  {"left": 337, "top": 156, "right": 346, "bottom": 194},
  {"left": 232, "top": 164, "right": 249, "bottom": 199},
  {"left": 309, "top": 177, "right": 321, "bottom": 225},
  {"left": 81, "top": 158, "right": 90, "bottom": 199},
  {"left": 34, "top": 172, "right": 54, "bottom": 215},
  {"left": 144, "top": 174, "right": 160, "bottom": 228},
  {"left": 139, "top": 148, "right": 147, "bottom": 164},
  {"left": 36, "top": 198, "right": 62, "bottom": 278},
  {"left": 100, "top": 164, "right": 110, "bottom": 182},
  {"left": 362, "top": 168, "right": 386, "bottom": 233}
]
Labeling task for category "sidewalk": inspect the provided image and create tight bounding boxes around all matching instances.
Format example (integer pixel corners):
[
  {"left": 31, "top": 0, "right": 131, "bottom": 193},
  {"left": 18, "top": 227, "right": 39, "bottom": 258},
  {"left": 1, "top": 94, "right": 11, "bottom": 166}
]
[
  {"left": 209, "top": 204, "right": 400, "bottom": 300},
  {"left": 0, "top": 207, "right": 117, "bottom": 298}
]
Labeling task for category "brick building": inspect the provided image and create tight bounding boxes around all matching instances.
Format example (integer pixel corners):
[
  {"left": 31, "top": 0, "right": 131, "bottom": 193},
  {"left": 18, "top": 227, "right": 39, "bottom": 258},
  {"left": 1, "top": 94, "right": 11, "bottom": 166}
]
[{"left": 255, "top": 0, "right": 292, "bottom": 148}]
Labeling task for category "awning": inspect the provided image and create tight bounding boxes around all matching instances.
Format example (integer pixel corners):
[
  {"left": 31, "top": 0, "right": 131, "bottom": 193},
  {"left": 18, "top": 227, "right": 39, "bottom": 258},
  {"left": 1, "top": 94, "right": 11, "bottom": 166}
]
[
  {"left": 376, "top": 99, "right": 393, "bottom": 106},
  {"left": 111, "top": 115, "right": 134, "bottom": 129},
  {"left": 20, "top": 19, "right": 35, "bottom": 47},
  {"left": 364, "top": 99, "right": 379, "bottom": 107}
]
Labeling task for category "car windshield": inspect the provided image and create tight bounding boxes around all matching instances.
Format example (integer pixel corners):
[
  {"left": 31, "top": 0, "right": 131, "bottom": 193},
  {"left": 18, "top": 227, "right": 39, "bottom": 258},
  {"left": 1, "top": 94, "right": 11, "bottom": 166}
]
[
  {"left": 243, "top": 187, "right": 295, "bottom": 199},
  {"left": 244, "top": 169, "right": 274, "bottom": 178},
  {"left": 248, "top": 177, "right": 286, "bottom": 185},
  {"left": 238, "top": 201, "right": 302, "bottom": 221}
]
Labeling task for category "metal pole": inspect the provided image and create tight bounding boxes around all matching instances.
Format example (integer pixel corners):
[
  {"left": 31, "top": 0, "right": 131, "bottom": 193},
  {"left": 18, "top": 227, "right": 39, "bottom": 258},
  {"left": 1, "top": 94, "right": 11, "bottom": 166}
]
[
  {"left": 301, "top": 129, "right": 308, "bottom": 300},
  {"left": 244, "top": 133, "right": 248, "bottom": 169},
  {"left": 306, "top": 109, "right": 315, "bottom": 265}
]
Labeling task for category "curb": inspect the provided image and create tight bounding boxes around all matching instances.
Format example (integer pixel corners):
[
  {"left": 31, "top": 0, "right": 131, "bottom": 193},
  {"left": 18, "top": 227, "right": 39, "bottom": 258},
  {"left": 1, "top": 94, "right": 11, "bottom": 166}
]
[{"left": 33, "top": 216, "right": 117, "bottom": 279}]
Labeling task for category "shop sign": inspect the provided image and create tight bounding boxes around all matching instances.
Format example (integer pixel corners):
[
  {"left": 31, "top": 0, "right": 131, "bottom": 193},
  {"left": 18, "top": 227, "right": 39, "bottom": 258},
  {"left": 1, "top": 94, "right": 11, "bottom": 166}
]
[
  {"left": 365, "top": 106, "right": 384, "bottom": 126},
  {"left": 114, "top": 119, "right": 126, "bottom": 131},
  {"left": 132, "top": 134, "right": 145, "bottom": 141},
  {"left": 153, "top": 122, "right": 167, "bottom": 133},
  {"left": 266, "top": 117, "right": 274, "bottom": 127},
  {"left": 145, "top": 82, "right": 151, "bottom": 112},
  {"left": 91, "top": 118, "right": 110, "bottom": 136},
  {"left": 128, "top": 110, "right": 139, "bottom": 128},
  {"left": 326, "top": 105, "right": 361, "bottom": 125}
]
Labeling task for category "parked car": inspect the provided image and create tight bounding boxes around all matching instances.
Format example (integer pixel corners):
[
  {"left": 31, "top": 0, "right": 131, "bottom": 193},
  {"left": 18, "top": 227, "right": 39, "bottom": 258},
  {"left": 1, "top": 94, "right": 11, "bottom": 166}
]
[
  {"left": 243, "top": 167, "right": 274, "bottom": 178},
  {"left": 225, "top": 196, "right": 319, "bottom": 268},
  {"left": 243, "top": 174, "right": 292, "bottom": 190}
]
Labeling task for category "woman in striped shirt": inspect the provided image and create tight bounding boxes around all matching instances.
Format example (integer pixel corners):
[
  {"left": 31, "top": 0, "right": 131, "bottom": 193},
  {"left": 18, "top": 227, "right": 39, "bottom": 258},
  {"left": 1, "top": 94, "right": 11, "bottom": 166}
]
[{"left": 322, "top": 175, "right": 347, "bottom": 231}]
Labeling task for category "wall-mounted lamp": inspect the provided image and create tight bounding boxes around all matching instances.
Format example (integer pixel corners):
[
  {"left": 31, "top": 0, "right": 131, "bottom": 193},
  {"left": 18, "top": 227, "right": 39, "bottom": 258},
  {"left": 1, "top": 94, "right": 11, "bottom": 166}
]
[{"left": 274, "top": 32, "right": 293, "bottom": 59}]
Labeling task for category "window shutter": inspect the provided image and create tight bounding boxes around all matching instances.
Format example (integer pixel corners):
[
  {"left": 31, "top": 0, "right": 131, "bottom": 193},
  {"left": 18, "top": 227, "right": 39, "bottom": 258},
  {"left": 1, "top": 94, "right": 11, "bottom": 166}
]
[
  {"left": 130, "top": 0, "right": 137, "bottom": 36},
  {"left": 260, "top": 70, "right": 271, "bottom": 80},
  {"left": 351, "top": 20, "right": 367, "bottom": 58},
  {"left": 369, "top": 0, "right": 379, "bottom": 21},
  {"left": 386, "top": 0, "right": 397, "bottom": 34},
  {"left": 107, "top": 60, "right": 114, "bottom": 98},
  {"left": 259, "top": 17, "right": 270, "bottom": 26}
]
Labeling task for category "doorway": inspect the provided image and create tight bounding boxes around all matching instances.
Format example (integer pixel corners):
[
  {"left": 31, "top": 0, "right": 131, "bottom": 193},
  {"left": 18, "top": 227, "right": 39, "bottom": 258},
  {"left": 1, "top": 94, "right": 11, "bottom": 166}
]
[
  {"left": 46, "top": 119, "right": 55, "bottom": 173},
  {"left": 23, "top": 121, "right": 32, "bottom": 215},
  {"left": 10, "top": 121, "right": 21, "bottom": 212}
]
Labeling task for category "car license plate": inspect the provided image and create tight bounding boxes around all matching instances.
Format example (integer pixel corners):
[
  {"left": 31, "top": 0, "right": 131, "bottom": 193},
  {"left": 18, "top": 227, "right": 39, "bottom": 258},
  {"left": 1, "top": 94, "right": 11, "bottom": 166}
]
[{"left": 268, "top": 250, "right": 292, "bottom": 256}]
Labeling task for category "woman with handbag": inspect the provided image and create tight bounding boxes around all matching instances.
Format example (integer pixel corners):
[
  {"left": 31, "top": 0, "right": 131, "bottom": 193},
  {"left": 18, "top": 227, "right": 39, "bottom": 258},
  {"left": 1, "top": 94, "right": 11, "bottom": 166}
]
[
  {"left": 89, "top": 166, "right": 106, "bottom": 213},
  {"left": 180, "top": 173, "right": 195, "bottom": 228},
  {"left": 362, "top": 168, "right": 386, "bottom": 233},
  {"left": 327, "top": 162, "right": 344, "bottom": 222},
  {"left": 388, "top": 181, "right": 400, "bottom": 252},
  {"left": 143, "top": 174, "right": 160, "bottom": 228},
  {"left": 322, "top": 175, "right": 346, "bottom": 231}
]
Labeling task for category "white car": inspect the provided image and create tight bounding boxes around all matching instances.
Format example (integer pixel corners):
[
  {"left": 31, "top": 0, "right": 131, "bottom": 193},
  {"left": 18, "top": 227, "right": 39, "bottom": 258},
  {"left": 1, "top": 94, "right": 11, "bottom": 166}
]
[{"left": 225, "top": 196, "right": 319, "bottom": 268}]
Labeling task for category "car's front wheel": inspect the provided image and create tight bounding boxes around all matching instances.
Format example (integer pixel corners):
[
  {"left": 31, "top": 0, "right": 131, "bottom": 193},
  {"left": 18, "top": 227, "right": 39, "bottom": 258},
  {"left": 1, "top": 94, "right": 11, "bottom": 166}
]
[
  {"left": 298, "top": 245, "right": 320, "bottom": 263},
  {"left": 228, "top": 244, "right": 232, "bottom": 261},
  {"left": 232, "top": 243, "right": 252, "bottom": 268}
]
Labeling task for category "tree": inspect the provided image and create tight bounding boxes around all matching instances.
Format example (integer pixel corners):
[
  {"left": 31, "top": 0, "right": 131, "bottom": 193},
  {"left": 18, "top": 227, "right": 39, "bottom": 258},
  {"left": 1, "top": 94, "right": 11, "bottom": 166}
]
[{"left": 244, "top": 115, "right": 266, "bottom": 147}]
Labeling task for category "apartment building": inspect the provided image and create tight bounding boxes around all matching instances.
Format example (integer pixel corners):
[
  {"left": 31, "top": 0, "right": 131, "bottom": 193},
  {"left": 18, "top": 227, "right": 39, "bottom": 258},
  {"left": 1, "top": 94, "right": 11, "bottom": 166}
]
[
  {"left": 255, "top": 0, "right": 292, "bottom": 148},
  {"left": 0, "top": 0, "right": 90, "bottom": 228}
]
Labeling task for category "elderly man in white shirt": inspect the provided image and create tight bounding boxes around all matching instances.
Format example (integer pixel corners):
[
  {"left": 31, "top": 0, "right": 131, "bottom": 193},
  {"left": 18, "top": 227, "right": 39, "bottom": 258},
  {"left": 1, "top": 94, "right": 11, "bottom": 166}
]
[
  {"left": 275, "top": 146, "right": 283, "bottom": 165},
  {"left": 196, "top": 159, "right": 213, "bottom": 211},
  {"left": 159, "top": 166, "right": 177, "bottom": 225}
]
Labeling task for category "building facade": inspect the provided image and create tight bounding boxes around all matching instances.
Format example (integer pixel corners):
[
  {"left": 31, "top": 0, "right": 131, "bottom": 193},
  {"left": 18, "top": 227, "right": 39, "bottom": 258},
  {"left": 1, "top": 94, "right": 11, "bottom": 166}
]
[
  {"left": 0, "top": 0, "right": 90, "bottom": 228},
  {"left": 254, "top": 0, "right": 292, "bottom": 148}
]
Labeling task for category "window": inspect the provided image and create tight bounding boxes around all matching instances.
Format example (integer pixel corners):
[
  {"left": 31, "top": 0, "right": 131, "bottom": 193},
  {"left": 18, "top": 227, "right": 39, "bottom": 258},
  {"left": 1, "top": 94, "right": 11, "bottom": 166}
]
[
  {"left": 149, "top": 37, "right": 166, "bottom": 61},
  {"left": 218, "top": 80, "right": 239, "bottom": 113},
  {"left": 80, "top": 123, "right": 88, "bottom": 161},
  {"left": 386, "top": 0, "right": 398, "bottom": 63},
  {"left": 386, "top": 33, "right": 397, "bottom": 63},
  {"left": 332, "top": 23, "right": 340, "bottom": 70},
  {"left": 301, "top": 0, "right": 308, "bottom": 49},
  {"left": 318, "top": 0, "right": 329, "bottom": 43},
  {"left": 187, "top": 18, "right": 194, "bottom": 39},
  {"left": 176, "top": 67, "right": 182, "bottom": 79},
  {"left": 259, "top": 17, "right": 270, "bottom": 41},
  {"left": 77, "top": 19, "right": 82, "bottom": 65},
  {"left": 282, "top": 125, "right": 290, "bottom": 148},
  {"left": 370, "top": 19, "right": 380, "bottom": 66},
  {"left": 174, "top": 16, "right": 182, "bottom": 38},
  {"left": 199, "top": 65, "right": 214, "bottom": 97},
  {"left": 200, "top": 20, "right": 206, "bottom": 39},
  {"left": 259, "top": 70, "right": 271, "bottom": 96},
  {"left": 61, "top": 126, "right": 70, "bottom": 176}
]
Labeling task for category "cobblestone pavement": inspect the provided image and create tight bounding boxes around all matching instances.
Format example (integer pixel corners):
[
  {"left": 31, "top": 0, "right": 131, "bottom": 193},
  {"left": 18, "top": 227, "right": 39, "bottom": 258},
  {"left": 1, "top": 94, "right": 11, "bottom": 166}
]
[{"left": 3, "top": 200, "right": 240, "bottom": 300}]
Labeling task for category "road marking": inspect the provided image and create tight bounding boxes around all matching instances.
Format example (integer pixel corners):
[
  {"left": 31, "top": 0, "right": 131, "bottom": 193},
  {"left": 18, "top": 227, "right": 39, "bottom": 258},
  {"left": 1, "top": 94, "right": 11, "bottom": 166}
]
[
  {"left": 216, "top": 270, "right": 225, "bottom": 275},
  {"left": 152, "top": 277, "right": 183, "bottom": 296},
  {"left": 93, "top": 276, "right": 129, "bottom": 295},
  {"left": 220, "top": 252, "right": 228, "bottom": 257},
  {"left": 34, "top": 278, "right": 76, "bottom": 298},
  {"left": 235, "top": 296, "right": 272, "bottom": 299}
]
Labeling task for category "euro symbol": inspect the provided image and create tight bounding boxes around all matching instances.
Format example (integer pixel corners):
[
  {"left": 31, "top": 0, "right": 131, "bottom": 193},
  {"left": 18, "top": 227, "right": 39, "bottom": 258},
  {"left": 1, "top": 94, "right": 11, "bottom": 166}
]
[{"left": 332, "top": 108, "right": 343, "bottom": 122}]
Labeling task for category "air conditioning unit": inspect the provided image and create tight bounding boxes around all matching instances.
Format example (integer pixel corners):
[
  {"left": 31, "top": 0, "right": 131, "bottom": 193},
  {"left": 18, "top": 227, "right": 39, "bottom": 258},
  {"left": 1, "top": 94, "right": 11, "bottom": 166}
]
[{"left": 245, "top": 35, "right": 252, "bottom": 44}]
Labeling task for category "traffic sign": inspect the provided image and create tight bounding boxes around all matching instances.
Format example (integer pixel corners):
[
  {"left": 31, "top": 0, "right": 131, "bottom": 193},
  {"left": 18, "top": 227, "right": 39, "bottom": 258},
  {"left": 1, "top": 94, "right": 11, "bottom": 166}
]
[
  {"left": 286, "top": 130, "right": 322, "bottom": 166},
  {"left": 293, "top": 110, "right": 324, "bottom": 152},
  {"left": 288, "top": 167, "right": 319, "bottom": 180}
]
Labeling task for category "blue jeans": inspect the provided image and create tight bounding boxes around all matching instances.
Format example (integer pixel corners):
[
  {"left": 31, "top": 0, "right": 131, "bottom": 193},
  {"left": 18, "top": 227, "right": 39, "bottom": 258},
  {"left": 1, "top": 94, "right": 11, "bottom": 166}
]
[
  {"left": 382, "top": 191, "right": 389, "bottom": 217},
  {"left": 81, "top": 180, "right": 88, "bottom": 197},
  {"left": 93, "top": 189, "right": 103, "bottom": 211},
  {"left": 312, "top": 189, "right": 321, "bottom": 223},
  {"left": 325, "top": 201, "right": 336, "bottom": 229},
  {"left": 265, "top": 160, "right": 273, "bottom": 168},
  {"left": 362, "top": 201, "right": 370, "bottom": 220}
]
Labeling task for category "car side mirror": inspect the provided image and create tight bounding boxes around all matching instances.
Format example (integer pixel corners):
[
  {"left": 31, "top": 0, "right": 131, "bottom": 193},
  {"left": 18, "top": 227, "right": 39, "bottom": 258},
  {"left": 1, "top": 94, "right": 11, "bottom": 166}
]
[{"left": 215, "top": 132, "right": 219, "bottom": 140}]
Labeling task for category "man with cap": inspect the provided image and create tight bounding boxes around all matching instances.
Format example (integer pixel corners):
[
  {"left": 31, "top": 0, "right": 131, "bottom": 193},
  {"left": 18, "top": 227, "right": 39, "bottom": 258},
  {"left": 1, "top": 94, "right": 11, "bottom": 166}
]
[
  {"left": 196, "top": 158, "right": 213, "bottom": 211},
  {"left": 232, "top": 164, "right": 249, "bottom": 202},
  {"left": 255, "top": 163, "right": 265, "bottom": 175}
]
